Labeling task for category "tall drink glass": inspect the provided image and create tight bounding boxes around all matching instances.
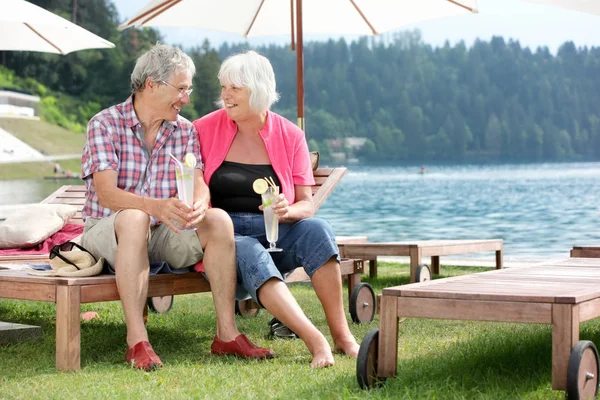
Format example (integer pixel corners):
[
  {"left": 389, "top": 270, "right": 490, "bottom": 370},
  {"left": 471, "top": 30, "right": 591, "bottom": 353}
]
[
  {"left": 261, "top": 186, "right": 282, "bottom": 252},
  {"left": 175, "top": 165, "right": 196, "bottom": 231}
]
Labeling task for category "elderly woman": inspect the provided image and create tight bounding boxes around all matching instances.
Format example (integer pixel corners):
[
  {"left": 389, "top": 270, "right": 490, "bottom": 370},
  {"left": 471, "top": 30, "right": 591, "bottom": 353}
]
[{"left": 193, "top": 51, "right": 359, "bottom": 368}]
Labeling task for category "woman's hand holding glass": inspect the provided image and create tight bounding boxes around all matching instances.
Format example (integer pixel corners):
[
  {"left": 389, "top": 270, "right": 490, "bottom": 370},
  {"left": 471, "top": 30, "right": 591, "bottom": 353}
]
[
  {"left": 270, "top": 194, "right": 290, "bottom": 219},
  {"left": 185, "top": 199, "right": 208, "bottom": 228}
]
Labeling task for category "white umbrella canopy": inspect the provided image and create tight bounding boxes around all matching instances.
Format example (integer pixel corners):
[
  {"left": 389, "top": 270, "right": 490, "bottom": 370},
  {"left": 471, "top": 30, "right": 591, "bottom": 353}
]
[
  {"left": 525, "top": 0, "right": 600, "bottom": 15},
  {"left": 119, "top": 0, "right": 478, "bottom": 129},
  {"left": 119, "top": 0, "right": 478, "bottom": 36},
  {"left": 0, "top": 0, "right": 115, "bottom": 55}
]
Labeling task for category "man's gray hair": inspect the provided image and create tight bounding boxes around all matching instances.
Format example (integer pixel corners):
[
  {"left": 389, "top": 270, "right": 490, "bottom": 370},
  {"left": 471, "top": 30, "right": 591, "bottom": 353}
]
[
  {"left": 131, "top": 43, "right": 196, "bottom": 93},
  {"left": 217, "top": 50, "right": 280, "bottom": 113}
]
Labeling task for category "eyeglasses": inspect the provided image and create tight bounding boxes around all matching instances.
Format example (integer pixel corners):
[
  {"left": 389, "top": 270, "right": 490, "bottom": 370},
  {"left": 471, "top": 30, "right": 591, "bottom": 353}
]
[
  {"left": 50, "top": 241, "right": 97, "bottom": 271},
  {"left": 159, "top": 80, "right": 193, "bottom": 97}
]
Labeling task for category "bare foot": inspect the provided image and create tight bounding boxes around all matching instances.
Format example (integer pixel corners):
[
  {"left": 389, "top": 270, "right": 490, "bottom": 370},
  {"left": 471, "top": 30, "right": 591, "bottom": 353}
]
[
  {"left": 309, "top": 348, "right": 335, "bottom": 368},
  {"left": 334, "top": 337, "right": 360, "bottom": 357},
  {"left": 305, "top": 333, "right": 335, "bottom": 368}
]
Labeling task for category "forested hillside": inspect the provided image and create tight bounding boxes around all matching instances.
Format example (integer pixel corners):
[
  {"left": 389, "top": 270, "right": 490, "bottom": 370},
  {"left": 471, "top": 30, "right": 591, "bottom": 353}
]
[
  {"left": 3, "top": 1, "right": 599, "bottom": 164},
  {"left": 222, "top": 33, "right": 600, "bottom": 163}
]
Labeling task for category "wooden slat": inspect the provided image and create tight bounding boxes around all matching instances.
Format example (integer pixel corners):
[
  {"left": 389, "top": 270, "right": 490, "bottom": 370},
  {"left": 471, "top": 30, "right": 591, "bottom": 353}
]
[
  {"left": 40, "top": 186, "right": 71, "bottom": 204},
  {"left": 0, "top": 280, "right": 55, "bottom": 301},
  {"left": 339, "top": 259, "right": 363, "bottom": 275},
  {"left": 80, "top": 275, "right": 212, "bottom": 303},
  {"left": 396, "top": 297, "right": 552, "bottom": 323},
  {"left": 50, "top": 198, "right": 85, "bottom": 205},
  {"left": 313, "top": 176, "right": 328, "bottom": 185},
  {"left": 420, "top": 240, "right": 502, "bottom": 256},
  {"left": 54, "top": 192, "right": 88, "bottom": 198},
  {"left": 0, "top": 254, "right": 49, "bottom": 263},
  {"left": 571, "top": 246, "right": 600, "bottom": 258},
  {"left": 312, "top": 167, "right": 335, "bottom": 176},
  {"left": 313, "top": 168, "right": 346, "bottom": 211},
  {"left": 578, "top": 297, "right": 600, "bottom": 322}
]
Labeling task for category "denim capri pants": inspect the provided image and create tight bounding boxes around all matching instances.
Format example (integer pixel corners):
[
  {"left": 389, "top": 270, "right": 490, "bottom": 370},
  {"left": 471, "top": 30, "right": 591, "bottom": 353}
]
[{"left": 230, "top": 212, "right": 340, "bottom": 305}]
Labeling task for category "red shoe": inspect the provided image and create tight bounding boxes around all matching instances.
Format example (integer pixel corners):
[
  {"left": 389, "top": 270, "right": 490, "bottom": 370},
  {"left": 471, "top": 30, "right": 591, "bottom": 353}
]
[
  {"left": 211, "top": 334, "right": 275, "bottom": 360},
  {"left": 125, "top": 341, "right": 163, "bottom": 371}
]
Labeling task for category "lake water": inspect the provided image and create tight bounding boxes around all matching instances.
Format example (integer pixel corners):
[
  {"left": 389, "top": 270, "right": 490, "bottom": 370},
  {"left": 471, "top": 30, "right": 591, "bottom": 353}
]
[
  {"left": 315, "top": 162, "right": 600, "bottom": 260},
  {"left": 1, "top": 162, "right": 599, "bottom": 260}
]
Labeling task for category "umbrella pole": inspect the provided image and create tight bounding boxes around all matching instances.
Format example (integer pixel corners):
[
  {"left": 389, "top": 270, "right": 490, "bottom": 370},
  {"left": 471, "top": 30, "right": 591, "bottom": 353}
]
[{"left": 296, "top": 0, "right": 305, "bottom": 131}]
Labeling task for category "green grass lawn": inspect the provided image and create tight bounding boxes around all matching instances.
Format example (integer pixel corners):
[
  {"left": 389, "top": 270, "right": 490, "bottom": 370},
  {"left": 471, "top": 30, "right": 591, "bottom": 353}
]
[
  {"left": 1, "top": 262, "right": 598, "bottom": 399},
  {"left": 0, "top": 118, "right": 83, "bottom": 180}
]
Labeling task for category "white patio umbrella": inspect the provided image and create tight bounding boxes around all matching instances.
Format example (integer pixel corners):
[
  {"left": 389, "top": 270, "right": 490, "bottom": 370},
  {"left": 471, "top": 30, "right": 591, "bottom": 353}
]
[
  {"left": 0, "top": 0, "right": 115, "bottom": 55},
  {"left": 525, "top": 0, "right": 600, "bottom": 15},
  {"left": 118, "top": 0, "right": 478, "bottom": 129}
]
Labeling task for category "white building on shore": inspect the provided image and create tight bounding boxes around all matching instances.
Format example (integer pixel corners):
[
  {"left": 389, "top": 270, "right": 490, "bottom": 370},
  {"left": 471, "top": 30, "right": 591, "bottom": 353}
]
[{"left": 0, "top": 89, "right": 40, "bottom": 119}]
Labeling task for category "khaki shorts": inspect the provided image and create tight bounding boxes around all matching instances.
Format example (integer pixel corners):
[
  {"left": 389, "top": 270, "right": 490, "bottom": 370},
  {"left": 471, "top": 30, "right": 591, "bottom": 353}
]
[{"left": 81, "top": 211, "right": 203, "bottom": 271}]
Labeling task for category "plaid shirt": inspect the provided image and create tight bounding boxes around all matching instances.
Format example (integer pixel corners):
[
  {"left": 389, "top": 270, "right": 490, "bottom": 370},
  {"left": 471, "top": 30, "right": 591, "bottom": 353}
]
[{"left": 81, "top": 95, "right": 202, "bottom": 224}]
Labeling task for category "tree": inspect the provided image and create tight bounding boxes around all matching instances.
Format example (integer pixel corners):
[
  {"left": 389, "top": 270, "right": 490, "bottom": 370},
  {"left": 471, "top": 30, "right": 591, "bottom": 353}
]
[
  {"left": 188, "top": 40, "right": 222, "bottom": 119},
  {"left": 484, "top": 114, "right": 502, "bottom": 156}
]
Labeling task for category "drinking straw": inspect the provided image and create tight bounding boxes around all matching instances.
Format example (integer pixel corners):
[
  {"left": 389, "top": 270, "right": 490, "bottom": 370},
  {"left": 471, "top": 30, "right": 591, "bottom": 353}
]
[
  {"left": 264, "top": 176, "right": 277, "bottom": 188},
  {"left": 271, "top": 217, "right": 277, "bottom": 243},
  {"left": 263, "top": 176, "right": 274, "bottom": 188},
  {"left": 269, "top": 177, "right": 278, "bottom": 240},
  {"left": 169, "top": 153, "right": 184, "bottom": 189},
  {"left": 169, "top": 153, "right": 183, "bottom": 170}
]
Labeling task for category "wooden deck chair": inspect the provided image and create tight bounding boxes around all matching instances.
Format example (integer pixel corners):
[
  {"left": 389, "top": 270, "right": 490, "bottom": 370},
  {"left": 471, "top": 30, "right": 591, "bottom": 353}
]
[{"left": 0, "top": 163, "right": 367, "bottom": 371}]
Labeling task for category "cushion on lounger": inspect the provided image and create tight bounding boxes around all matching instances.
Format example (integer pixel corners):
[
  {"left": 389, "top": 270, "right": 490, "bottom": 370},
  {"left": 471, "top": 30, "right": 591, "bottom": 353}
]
[{"left": 0, "top": 204, "right": 77, "bottom": 249}]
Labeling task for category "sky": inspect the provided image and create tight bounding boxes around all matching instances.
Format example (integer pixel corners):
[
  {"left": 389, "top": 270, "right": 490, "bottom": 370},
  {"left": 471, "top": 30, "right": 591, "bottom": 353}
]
[{"left": 112, "top": 0, "right": 600, "bottom": 53}]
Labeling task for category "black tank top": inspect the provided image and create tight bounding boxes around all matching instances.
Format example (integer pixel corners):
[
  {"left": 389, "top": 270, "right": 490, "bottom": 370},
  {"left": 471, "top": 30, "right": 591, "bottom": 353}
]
[{"left": 209, "top": 161, "right": 281, "bottom": 212}]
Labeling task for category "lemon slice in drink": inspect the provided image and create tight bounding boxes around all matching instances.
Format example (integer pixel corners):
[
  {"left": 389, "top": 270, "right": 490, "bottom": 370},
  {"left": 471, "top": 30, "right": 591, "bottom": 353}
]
[
  {"left": 184, "top": 153, "right": 197, "bottom": 168},
  {"left": 252, "top": 178, "right": 269, "bottom": 194}
]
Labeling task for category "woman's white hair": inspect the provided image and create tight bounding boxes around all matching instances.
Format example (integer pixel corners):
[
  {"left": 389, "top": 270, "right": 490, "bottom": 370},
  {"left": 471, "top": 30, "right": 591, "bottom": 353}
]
[
  {"left": 130, "top": 43, "right": 196, "bottom": 93},
  {"left": 217, "top": 50, "right": 280, "bottom": 113}
]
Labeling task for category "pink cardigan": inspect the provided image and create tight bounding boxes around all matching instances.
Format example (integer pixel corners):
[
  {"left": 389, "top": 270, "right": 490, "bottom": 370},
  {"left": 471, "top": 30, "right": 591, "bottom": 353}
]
[{"left": 193, "top": 109, "right": 314, "bottom": 204}]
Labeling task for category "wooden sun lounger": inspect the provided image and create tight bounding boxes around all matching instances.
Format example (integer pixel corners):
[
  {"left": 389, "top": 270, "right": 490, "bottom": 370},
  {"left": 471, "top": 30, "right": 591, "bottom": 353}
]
[
  {"left": 339, "top": 239, "right": 503, "bottom": 282},
  {"left": 357, "top": 257, "right": 600, "bottom": 397},
  {"left": 571, "top": 246, "right": 600, "bottom": 258},
  {"left": 0, "top": 167, "right": 363, "bottom": 371}
]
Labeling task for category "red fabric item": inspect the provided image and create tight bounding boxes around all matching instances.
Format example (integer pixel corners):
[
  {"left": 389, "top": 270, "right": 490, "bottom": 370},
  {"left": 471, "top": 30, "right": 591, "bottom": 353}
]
[
  {"left": 0, "top": 223, "right": 84, "bottom": 255},
  {"left": 193, "top": 259, "right": 204, "bottom": 273}
]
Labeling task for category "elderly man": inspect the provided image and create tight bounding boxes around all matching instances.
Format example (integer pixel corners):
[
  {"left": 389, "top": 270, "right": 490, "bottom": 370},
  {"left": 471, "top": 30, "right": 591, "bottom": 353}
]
[{"left": 80, "top": 44, "right": 274, "bottom": 371}]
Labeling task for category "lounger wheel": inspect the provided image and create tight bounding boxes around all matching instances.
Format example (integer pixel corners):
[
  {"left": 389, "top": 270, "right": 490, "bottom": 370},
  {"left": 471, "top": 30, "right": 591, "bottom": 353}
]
[
  {"left": 415, "top": 264, "right": 431, "bottom": 282},
  {"left": 147, "top": 295, "right": 174, "bottom": 313},
  {"left": 350, "top": 283, "right": 376, "bottom": 324},
  {"left": 357, "top": 328, "right": 385, "bottom": 389},
  {"left": 567, "top": 340, "right": 599, "bottom": 400},
  {"left": 235, "top": 299, "right": 260, "bottom": 317}
]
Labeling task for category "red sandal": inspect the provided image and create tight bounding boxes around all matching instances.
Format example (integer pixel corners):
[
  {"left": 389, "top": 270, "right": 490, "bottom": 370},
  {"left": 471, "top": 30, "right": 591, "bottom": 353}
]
[
  {"left": 211, "top": 334, "right": 275, "bottom": 360},
  {"left": 125, "top": 341, "right": 163, "bottom": 371}
]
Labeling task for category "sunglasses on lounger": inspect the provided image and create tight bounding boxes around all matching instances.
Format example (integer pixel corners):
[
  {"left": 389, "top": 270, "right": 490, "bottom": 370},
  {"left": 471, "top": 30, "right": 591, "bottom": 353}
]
[{"left": 49, "top": 241, "right": 97, "bottom": 271}]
